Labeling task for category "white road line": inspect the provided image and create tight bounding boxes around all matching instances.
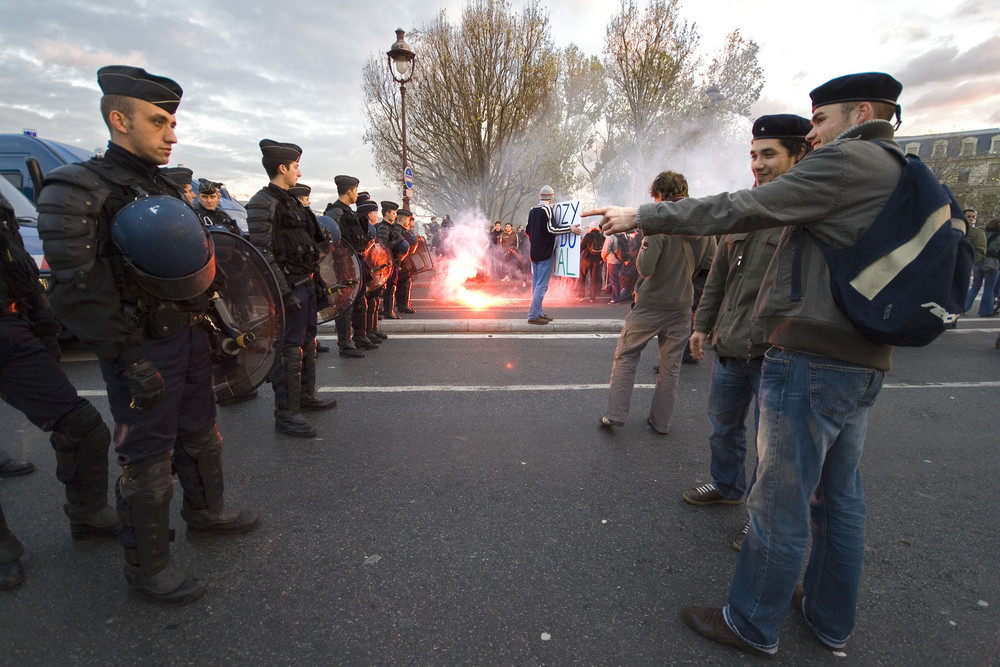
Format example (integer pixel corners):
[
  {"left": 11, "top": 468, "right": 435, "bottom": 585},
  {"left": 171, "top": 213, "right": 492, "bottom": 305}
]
[{"left": 74, "top": 379, "right": 1000, "bottom": 398}]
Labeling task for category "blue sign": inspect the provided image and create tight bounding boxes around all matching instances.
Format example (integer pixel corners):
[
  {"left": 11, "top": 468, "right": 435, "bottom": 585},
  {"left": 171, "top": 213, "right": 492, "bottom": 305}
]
[{"left": 404, "top": 166, "right": 413, "bottom": 190}]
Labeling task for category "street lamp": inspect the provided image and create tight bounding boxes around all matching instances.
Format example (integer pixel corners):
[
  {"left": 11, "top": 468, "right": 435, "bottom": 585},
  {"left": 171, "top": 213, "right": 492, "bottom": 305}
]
[{"left": 387, "top": 28, "right": 416, "bottom": 210}]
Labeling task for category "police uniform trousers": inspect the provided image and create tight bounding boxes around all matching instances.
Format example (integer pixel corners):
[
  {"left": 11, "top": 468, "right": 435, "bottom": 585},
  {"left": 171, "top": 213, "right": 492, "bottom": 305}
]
[
  {"left": 395, "top": 264, "right": 413, "bottom": 309},
  {"left": 382, "top": 263, "right": 399, "bottom": 314},
  {"left": 272, "top": 282, "right": 316, "bottom": 405}
]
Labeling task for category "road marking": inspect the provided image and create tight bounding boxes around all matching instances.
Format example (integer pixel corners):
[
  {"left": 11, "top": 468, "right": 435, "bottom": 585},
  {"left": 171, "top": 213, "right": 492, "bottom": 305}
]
[{"left": 311, "top": 380, "right": 1000, "bottom": 393}]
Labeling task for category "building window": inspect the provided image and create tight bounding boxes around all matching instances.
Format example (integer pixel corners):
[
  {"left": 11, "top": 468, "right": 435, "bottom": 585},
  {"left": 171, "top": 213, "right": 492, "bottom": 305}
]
[
  {"left": 905, "top": 142, "right": 921, "bottom": 156},
  {"left": 957, "top": 167, "right": 971, "bottom": 184},
  {"left": 932, "top": 140, "right": 948, "bottom": 157},
  {"left": 961, "top": 137, "right": 978, "bottom": 157},
  {"left": 991, "top": 135, "right": 1000, "bottom": 155}
]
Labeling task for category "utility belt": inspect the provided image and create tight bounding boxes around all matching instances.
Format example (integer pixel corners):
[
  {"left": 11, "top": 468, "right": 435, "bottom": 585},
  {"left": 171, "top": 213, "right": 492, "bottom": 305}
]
[{"left": 126, "top": 300, "right": 206, "bottom": 340}]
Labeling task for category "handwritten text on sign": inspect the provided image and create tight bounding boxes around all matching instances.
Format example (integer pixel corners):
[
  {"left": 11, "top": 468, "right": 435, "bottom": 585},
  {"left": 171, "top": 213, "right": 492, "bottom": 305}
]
[{"left": 553, "top": 199, "right": 581, "bottom": 278}]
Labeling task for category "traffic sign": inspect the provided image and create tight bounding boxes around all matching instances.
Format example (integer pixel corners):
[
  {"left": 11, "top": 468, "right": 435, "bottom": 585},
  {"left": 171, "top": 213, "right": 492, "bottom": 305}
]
[{"left": 404, "top": 166, "right": 413, "bottom": 190}]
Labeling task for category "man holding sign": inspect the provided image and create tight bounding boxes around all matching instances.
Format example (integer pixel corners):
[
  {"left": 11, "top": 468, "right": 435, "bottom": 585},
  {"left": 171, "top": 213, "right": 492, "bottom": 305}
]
[{"left": 525, "top": 185, "right": 581, "bottom": 325}]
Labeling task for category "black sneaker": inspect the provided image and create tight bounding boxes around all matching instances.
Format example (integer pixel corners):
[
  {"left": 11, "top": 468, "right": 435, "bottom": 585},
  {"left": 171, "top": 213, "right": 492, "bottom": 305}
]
[
  {"left": 732, "top": 519, "right": 751, "bottom": 551},
  {"left": 683, "top": 483, "right": 742, "bottom": 506}
]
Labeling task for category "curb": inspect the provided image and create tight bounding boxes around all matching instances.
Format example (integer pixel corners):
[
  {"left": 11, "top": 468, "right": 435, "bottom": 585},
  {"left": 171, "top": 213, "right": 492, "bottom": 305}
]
[{"left": 318, "top": 318, "right": 624, "bottom": 335}]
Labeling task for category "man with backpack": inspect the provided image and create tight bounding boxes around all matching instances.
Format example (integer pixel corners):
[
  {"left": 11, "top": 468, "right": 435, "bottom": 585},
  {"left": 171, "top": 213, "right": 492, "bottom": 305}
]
[
  {"left": 601, "top": 232, "right": 630, "bottom": 304},
  {"left": 586, "top": 73, "right": 969, "bottom": 658}
]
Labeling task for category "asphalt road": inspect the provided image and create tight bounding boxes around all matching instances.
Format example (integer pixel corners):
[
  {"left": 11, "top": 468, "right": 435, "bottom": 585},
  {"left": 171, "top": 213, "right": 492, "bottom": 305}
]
[{"left": 2, "top": 300, "right": 999, "bottom": 665}]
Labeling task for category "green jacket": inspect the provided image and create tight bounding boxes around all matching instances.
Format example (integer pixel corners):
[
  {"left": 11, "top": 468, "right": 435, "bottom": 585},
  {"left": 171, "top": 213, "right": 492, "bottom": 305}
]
[
  {"left": 695, "top": 228, "right": 782, "bottom": 359},
  {"left": 634, "top": 233, "right": 715, "bottom": 311}
]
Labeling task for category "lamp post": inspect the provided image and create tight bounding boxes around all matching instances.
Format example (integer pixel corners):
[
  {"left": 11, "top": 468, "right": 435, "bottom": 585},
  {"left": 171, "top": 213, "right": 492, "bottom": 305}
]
[{"left": 387, "top": 28, "right": 416, "bottom": 210}]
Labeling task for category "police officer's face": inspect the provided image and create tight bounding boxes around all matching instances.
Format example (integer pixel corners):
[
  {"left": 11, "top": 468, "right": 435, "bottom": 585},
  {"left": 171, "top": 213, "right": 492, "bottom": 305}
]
[
  {"left": 751, "top": 139, "right": 798, "bottom": 186},
  {"left": 198, "top": 190, "right": 220, "bottom": 210},
  {"left": 182, "top": 184, "right": 195, "bottom": 206},
  {"left": 385, "top": 209, "right": 397, "bottom": 223},
  {"left": 278, "top": 161, "right": 301, "bottom": 189},
  {"left": 113, "top": 99, "right": 178, "bottom": 165}
]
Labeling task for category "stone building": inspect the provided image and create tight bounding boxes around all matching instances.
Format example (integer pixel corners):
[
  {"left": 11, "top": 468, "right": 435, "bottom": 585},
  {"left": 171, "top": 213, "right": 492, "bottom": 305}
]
[{"left": 895, "top": 128, "right": 1000, "bottom": 218}]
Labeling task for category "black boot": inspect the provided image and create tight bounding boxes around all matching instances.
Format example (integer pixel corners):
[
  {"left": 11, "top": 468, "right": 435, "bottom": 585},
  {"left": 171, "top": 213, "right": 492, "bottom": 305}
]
[
  {"left": 119, "top": 455, "right": 205, "bottom": 605},
  {"left": 175, "top": 426, "right": 260, "bottom": 535},
  {"left": 274, "top": 347, "right": 318, "bottom": 437},
  {"left": 52, "top": 404, "right": 120, "bottom": 541},
  {"left": 336, "top": 313, "right": 365, "bottom": 358},
  {"left": 300, "top": 339, "right": 336, "bottom": 411},
  {"left": 0, "top": 501, "right": 25, "bottom": 591}
]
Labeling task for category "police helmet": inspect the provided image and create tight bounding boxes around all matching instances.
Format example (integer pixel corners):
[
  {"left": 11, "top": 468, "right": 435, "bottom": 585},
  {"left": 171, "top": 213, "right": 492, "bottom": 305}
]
[
  {"left": 111, "top": 196, "right": 216, "bottom": 301},
  {"left": 316, "top": 215, "right": 341, "bottom": 247}
]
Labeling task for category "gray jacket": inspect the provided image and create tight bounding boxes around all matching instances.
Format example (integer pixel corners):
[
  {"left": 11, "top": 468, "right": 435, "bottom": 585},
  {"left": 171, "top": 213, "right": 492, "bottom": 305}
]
[{"left": 637, "top": 120, "right": 904, "bottom": 371}]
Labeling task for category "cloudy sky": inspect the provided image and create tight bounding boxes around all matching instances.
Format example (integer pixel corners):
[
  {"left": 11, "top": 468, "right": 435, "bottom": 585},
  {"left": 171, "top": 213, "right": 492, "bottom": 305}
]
[{"left": 1, "top": 0, "right": 997, "bottom": 211}]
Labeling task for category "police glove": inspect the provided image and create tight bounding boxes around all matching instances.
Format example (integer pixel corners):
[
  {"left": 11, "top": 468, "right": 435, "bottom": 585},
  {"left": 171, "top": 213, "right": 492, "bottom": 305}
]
[
  {"left": 283, "top": 292, "right": 301, "bottom": 314},
  {"left": 124, "top": 360, "right": 166, "bottom": 410}
]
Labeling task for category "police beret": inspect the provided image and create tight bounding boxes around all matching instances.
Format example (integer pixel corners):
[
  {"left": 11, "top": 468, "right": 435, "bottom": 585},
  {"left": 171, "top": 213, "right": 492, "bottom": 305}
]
[
  {"left": 259, "top": 139, "right": 302, "bottom": 162},
  {"left": 396, "top": 208, "right": 413, "bottom": 218},
  {"left": 357, "top": 199, "right": 379, "bottom": 215},
  {"left": 334, "top": 175, "right": 359, "bottom": 189},
  {"left": 381, "top": 200, "right": 399, "bottom": 212},
  {"left": 809, "top": 72, "right": 902, "bottom": 110},
  {"left": 161, "top": 166, "right": 193, "bottom": 187},
  {"left": 97, "top": 66, "right": 183, "bottom": 114},
  {"left": 288, "top": 183, "right": 311, "bottom": 198},
  {"left": 752, "top": 114, "right": 812, "bottom": 140},
  {"left": 356, "top": 191, "right": 370, "bottom": 203},
  {"left": 197, "top": 179, "right": 221, "bottom": 195}
]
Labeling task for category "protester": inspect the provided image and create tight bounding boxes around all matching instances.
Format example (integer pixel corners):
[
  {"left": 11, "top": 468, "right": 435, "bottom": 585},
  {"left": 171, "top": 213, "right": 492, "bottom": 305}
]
[
  {"left": 600, "top": 171, "right": 715, "bottom": 434},
  {"left": 586, "top": 72, "right": 918, "bottom": 658},
  {"left": 525, "top": 185, "right": 581, "bottom": 324}
]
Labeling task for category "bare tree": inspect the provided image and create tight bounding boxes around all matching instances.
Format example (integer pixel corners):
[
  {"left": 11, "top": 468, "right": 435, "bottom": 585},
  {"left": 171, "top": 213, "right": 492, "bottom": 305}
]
[
  {"left": 362, "top": 0, "right": 566, "bottom": 222},
  {"left": 597, "top": 0, "right": 701, "bottom": 200}
]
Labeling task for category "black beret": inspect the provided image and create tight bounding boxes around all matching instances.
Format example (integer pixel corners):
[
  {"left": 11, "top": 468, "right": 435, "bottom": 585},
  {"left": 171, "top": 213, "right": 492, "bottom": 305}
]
[
  {"left": 259, "top": 139, "right": 302, "bottom": 162},
  {"left": 98, "top": 65, "right": 183, "bottom": 114},
  {"left": 357, "top": 199, "right": 379, "bottom": 215},
  {"left": 752, "top": 114, "right": 812, "bottom": 140},
  {"left": 334, "top": 175, "right": 359, "bottom": 189},
  {"left": 288, "top": 183, "right": 311, "bottom": 198},
  {"left": 161, "top": 166, "right": 193, "bottom": 187},
  {"left": 356, "top": 191, "right": 370, "bottom": 203},
  {"left": 381, "top": 200, "right": 399, "bottom": 212},
  {"left": 396, "top": 209, "right": 413, "bottom": 218},
  {"left": 197, "top": 179, "right": 221, "bottom": 195},
  {"left": 809, "top": 72, "right": 902, "bottom": 110}
]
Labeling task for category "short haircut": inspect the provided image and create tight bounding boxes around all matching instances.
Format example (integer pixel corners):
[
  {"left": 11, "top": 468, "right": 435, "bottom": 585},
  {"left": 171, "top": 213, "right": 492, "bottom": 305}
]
[
  {"left": 263, "top": 158, "right": 295, "bottom": 179},
  {"left": 841, "top": 101, "right": 896, "bottom": 122},
  {"left": 649, "top": 171, "right": 688, "bottom": 200},
  {"left": 964, "top": 208, "right": 977, "bottom": 214},
  {"left": 99, "top": 94, "right": 135, "bottom": 132},
  {"left": 337, "top": 181, "right": 356, "bottom": 196}
]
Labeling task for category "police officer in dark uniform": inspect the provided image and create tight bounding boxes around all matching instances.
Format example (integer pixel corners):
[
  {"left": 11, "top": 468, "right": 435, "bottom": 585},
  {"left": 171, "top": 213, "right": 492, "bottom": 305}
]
[
  {"left": 195, "top": 180, "right": 241, "bottom": 235},
  {"left": 356, "top": 195, "right": 385, "bottom": 346},
  {"left": 324, "top": 175, "right": 372, "bottom": 357},
  {"left": 376, "top": 201, "right": 402, "bottom": 319},
  {"left": 247, "top": 142, "right": 335, "bottom": 439},
  {"left": 0, "top": 190, "right": 120, "bottom": 590},
  {"left": 162, "top": 166, "right": 195, "bottom": 205},
  {"left": 394, "top": 209, "right": 418, "bottom": 314},
  {"left": 37, "top": 66, "right": 259, "bottom": 606}
]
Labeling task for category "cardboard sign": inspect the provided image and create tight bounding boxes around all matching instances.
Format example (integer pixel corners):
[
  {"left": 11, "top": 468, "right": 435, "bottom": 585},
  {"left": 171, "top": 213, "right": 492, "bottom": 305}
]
[{"left": 552, "top": 199, "right": 581, "bottom": 278}]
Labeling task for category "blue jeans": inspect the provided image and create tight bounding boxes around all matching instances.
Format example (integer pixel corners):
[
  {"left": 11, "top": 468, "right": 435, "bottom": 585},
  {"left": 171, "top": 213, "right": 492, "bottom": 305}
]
[
  {"left": 964, "top": 264, "right": 998, "bottom": 315},
  {"left": 707, "top": 356, "right": 762, "bottom": 500},
  {"left": 607, "top": 263, "right": 622, "bottom": 301},
  {"left": 528, "top": 257, "right": 554, "bottom": 320},
  {"left": 724, "top": 347, "right": 884, "bottom": 652}
]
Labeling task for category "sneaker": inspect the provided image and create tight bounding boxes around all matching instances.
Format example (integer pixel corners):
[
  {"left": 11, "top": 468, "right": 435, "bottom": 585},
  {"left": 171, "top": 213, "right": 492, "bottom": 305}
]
[
  {"left": 732, "top": 519, "right": 751, "bottom": 551},
  {"left": 599, "top": 416, "right": 624, "bottom": 427},
  {"left": 681, "top": 606, "right": 776, "bottom": 658},
  {"left": 540, "top": 315, "right": 553, "bottom": 322},
  {"left": 527, "top": 317, "right": 549, "bottom": 325},
  {"left": 683, "top": 482, "right": 742, "bottom": 506}
]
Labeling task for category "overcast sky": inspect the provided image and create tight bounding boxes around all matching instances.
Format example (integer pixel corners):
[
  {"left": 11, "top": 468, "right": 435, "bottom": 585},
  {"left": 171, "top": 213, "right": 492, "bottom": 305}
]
[{"left": 1, "top": 0, "right": 997, "bottom": 212}]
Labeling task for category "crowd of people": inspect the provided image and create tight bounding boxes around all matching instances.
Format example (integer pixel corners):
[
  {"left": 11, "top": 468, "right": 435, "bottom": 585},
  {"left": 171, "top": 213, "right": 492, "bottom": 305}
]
[{"left": 0, "top": 62, "right": 982, "bottom": 661}]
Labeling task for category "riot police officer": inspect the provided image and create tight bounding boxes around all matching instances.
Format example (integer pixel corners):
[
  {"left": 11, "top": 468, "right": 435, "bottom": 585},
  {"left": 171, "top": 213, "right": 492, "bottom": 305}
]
[
  {"left": 376, "top": 202, "right": 405, "bottom": 319},
  {"left": 247, "top": 142, "right": 336, "bottom": 439},
  {"left": 394, "top": 210, "right": 418, "bottom": 314},
  {"left": 195, "top": 179, "right": 241, "bottom": 235},
  {"left": 324, "top": 175, "right": 372, "bottom": 357},
  {"left": 37, "top": 66, "right": 259, "bottom": 606},
  {"left": 0, "top": 190, "right": 119, "bottom": 590},
  {"left": 162, "top": 166, "right": 195, "bottom": 206}
]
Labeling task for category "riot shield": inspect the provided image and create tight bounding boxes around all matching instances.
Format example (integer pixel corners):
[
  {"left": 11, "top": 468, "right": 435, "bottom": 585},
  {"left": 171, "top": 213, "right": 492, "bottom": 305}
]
[
  {"left": 363, "top": 238, "right": 393, "bottom": 292},
  {"left": 401, "top": 236, "right": 435, "bottom": 275},
  {"left": 207, "top": 230, "right": 284, "bottom": 403},
  {"left": 316, "top": 243, "right": 362, "bottom": 323}
]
